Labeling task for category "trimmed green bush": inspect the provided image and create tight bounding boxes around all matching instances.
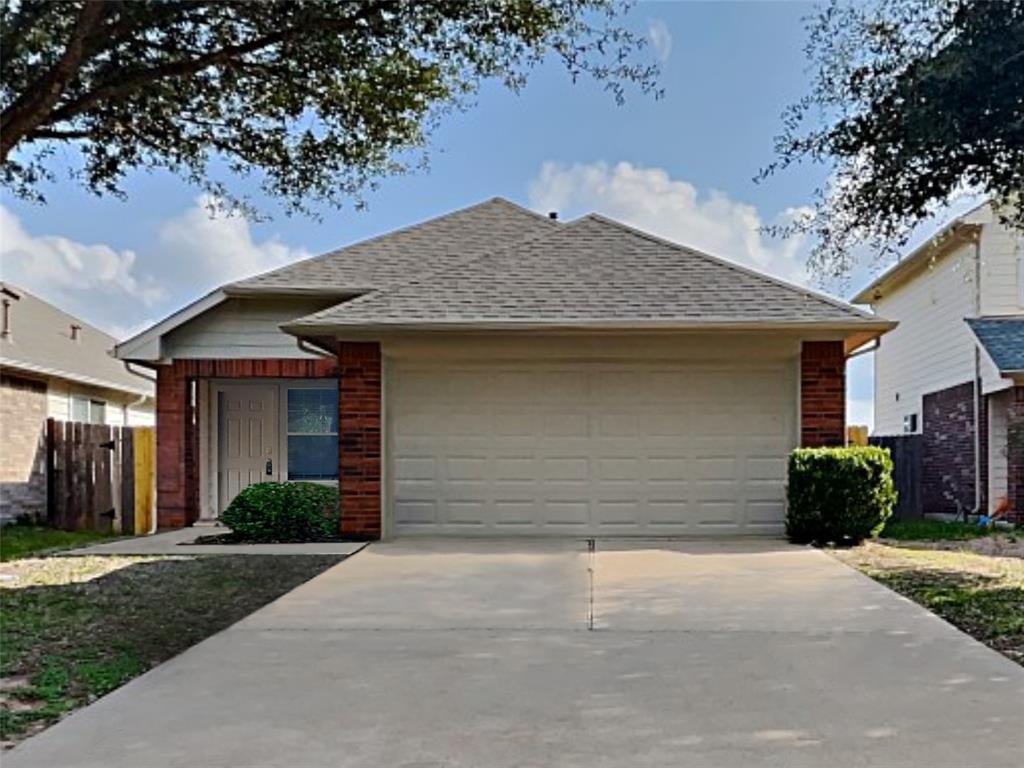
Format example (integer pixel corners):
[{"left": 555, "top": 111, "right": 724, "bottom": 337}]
[
  {"left": 221, "top": 482, "right": 339, "bottom": 542},
  {"left": 786, "top": 446, "right": 896, "bottom": 545}
]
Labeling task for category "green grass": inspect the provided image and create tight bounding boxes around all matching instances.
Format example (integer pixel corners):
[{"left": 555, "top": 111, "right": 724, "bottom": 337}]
[
  {"left": 0, "top": 527, "right": 117, "bottom": 562},
  {"left": 833, "top": 543, "right": 1024, "bottom": 666},
  {"left": 0, "top": 554, "right": 344, "bottom": 746},
  {"left": 879, "top": 518, "right": 996, "bottom": 541}
]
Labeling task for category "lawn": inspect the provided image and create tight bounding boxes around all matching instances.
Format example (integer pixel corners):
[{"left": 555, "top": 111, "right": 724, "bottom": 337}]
[
  {"left": 879, "top": 518, "right": 997, "bottom": 541},
  {"left": 0, "top": 527, "right": 119, "bottom": 562},
  {"left": 833, "top": 541, "right": 1024, "bottom": 666},
  {"left": 0, "top": 553, "right": 343, "bottom": 747}
]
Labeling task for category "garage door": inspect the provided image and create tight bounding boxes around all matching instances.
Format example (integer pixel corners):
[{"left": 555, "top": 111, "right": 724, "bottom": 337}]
[{"left": 389, "top": 360, "right": 795, "bottom": 536}]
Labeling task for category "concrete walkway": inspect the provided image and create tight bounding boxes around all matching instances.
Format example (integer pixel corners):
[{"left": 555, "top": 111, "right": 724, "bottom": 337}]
[
  {"left": 7, "top": 539, "right": 1023, "bottom": 767},
  {"left": 56, "top": 526, "right": 367, "bottom": 556}
]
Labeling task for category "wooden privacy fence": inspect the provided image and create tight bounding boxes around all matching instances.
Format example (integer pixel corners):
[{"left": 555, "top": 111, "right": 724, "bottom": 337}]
[
  {"left": 46, "top": 419, "right": 156, "bottom": 534},
  {"left": 869, "top": 434, "right": 923, "bottom": 521}
]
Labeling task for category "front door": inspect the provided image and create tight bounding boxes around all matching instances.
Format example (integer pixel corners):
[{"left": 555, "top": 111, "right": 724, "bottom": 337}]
[{"left": 218, "top": 385, "right": 279, "bottom": 513}]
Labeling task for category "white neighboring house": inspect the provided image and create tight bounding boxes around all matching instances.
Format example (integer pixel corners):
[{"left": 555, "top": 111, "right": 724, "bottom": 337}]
[
  {"left": 853, "top": 202, "right": 1024, "bottom": 518},
  {"left": 0, "top": 283, "right": 155, "bottom": 520}
]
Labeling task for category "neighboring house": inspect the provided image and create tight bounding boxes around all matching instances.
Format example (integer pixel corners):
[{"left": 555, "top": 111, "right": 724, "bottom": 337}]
[
  {"left": 115, "top": 198, "right": 893, "bottom": 539},
  {"left": 852, "top": 202, "right": 1024, "bottom": 518},
  {"left": 0, "top": 284, "right": 155, "bottom": 520}
]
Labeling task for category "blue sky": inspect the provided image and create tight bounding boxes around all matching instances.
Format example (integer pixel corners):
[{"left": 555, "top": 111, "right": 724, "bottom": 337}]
[{"left": 1, "top": 1, "right": 889, "bottom": 425}]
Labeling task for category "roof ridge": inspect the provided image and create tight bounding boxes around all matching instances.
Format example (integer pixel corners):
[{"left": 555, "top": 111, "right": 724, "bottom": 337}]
[
  {"left": 580, "top": 213, "right": 878, "bottom": 321},
  {"left": 230, "top": 197, "right": 556, "bottom": 291}
]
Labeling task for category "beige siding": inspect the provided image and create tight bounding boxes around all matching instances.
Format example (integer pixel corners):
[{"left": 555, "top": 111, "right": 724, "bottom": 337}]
[
  {"left": 125, "top": 405, "right": 155, "bottom": 426},
  {"left": 873, "top": 242, "right": 978, "bottom": 435},
  {"left": 45, "top": 378, "right": 154, "bottom": 426},
  {"left": 988, "top": 389, "right": 1010, "bottom": 510},
  {"left": 46, "top": 380, "right": 71, "bottom": 420},
  {"left": 979, "top": 218, "right": 1024, "bottom": 317},
  {"left": 162, "top": 297, "right": 335, "bottom": 360}
]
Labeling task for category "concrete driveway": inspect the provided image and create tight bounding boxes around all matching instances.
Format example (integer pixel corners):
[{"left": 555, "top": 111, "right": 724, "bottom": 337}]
[{"left": 7, "top": 539, "right": 1023, "bottom": 767}]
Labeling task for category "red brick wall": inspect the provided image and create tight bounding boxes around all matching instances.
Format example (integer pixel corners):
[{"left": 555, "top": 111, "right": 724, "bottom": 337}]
[
  {"left": 921, "top": 381, "right": 985, "bottom": 516},
  {"left": 1008, "top": 387, "right": 1024, "bottom": 518},
  {"left": 338, "top": 342, "right": 382, "bottom": 539},
  {"left": 800, "top": 341, "right": 845, "bottom": 447},
  {"left": 155, "top": 357, "right": 338, "bottom": 529}
]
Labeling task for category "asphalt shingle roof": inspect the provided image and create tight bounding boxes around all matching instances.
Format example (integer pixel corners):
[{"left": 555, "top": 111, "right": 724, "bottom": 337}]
[
  {"left": 231, "top": 198, "right": 558, "bottom": 294},
  {"left": 966, "top": 316, "right": 1024, "bottom": 372},
  {"left": 285, "top": 214, "right": 885, "bottom": 331},
  {"left": 0, "top": 283, "right": 154, "bottom": 395}
]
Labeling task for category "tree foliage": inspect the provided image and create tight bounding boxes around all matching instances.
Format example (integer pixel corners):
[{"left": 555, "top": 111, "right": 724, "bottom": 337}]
[
  {"left": 1, "top": 0, "right": 658, "bottom": 215},
  {"left": 763, "top": 0, "right": 1024, "bottom": 282}
]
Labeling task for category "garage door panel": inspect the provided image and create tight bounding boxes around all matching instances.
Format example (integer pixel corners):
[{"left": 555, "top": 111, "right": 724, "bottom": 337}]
[
  {"left": 390, "top": 359, "right": 794, "bottom": 536},
  {"left": 648, "top": 500, "right": 695, "bottom": 526},
  {"left": 543, "top": 500, "right": 590, "bottom": 526},
  {"left": 747, "top": 499, "right": 786, "bottom": 525},
  {"left": 394, "top": 499, "right": 438, "bottom": 526},
  {"left": 542, "top": 413, "right": 589, "bottom": 437}
]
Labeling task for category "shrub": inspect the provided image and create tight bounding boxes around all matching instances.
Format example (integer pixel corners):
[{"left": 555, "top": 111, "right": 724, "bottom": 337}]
[
  {"left": 786, "top": 446, "right": 896, "bottom": 545},
  {"left": 221, "top": 482, "right": 339, "bottom": 542}
]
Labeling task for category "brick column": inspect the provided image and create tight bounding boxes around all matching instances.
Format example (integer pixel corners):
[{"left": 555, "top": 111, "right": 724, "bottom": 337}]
[
  {"left": 338, "top": 342, "right": 382, "bottom": 539},
  {"left": 1008, "top": 387, "right": 1024, "bottom": 517},
  {"left": 800, "top": 340, "right": 846, "bottom": 447},
  {"left": 155, "top": 364, "right": 190, "bottom": 528}
]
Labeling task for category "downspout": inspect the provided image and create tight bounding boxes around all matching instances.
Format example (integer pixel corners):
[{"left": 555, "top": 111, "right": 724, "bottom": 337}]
[{"left": 972, "top": 233, "right": 983, "bottom": 519}]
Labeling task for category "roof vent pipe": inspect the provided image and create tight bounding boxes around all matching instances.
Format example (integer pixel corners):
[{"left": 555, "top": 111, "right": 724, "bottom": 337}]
[
  {"left": 70, "top": 323, "right": 81, "bottom": 341},
  {"left": 1, "top": 299, "right": 11, "bottom": 339},
  {"left": 548, "top": 211, "right": 558, "bottom": 221}
]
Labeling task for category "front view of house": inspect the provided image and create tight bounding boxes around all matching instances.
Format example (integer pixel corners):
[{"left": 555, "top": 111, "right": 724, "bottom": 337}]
[{"left": 115, "top": 199, "right": 893, "bottom": 539}]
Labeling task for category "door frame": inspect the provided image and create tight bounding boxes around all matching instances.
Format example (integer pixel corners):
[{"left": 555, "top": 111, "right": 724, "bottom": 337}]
[{"left": 204, "top": 378, "right": 339, "bottom": 519}]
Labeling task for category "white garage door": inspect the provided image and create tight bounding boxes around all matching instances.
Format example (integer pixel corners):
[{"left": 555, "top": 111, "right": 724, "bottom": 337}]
[{"left": 389, "top": 360, "right": 795, "bottom": 536}]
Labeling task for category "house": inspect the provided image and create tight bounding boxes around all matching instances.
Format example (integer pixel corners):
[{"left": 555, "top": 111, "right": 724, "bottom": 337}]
[
  {"left": 114, "top": 198, "right": 893, "bottom": 539},
  {"left": 0, "top": 284, "right": 155, "bottom": 520},
  {"left": 852, "top": 202, "right": 1024, "bottom": 518}
]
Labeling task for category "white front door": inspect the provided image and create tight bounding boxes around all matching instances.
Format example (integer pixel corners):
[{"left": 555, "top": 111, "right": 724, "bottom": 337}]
[{"left": 218, "top": 385, "right": 279, "bottom": 512}]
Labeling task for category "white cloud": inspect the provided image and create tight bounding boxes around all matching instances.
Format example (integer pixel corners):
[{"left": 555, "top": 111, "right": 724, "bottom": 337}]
[
  {"left": 528, "top": 161, "right": 810, "bottom": 284},
  {"left": 0, "top": 205, "right": 164, "bottom": 312},
  {"left": 152, "top": 195, "right": 306, "bottom": 291},
  {"left": 0, "top": 196, "right": 309, "bottom": 339},
  {"left": 647, "top": 19, "right": 672, "bottom": 63}
]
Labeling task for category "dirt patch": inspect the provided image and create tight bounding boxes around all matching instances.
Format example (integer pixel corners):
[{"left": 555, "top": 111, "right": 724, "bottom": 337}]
[
  {"left": 833, "top": 542, "right": 1023, "bottom": 666},
  {"left": 878, "top": 533, "right": 1024, "bottom": 559}
]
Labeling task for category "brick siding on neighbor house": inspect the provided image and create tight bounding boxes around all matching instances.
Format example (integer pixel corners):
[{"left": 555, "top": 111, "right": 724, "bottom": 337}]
[
  {"left": 921, "top": 380, "right": 986, "bottom": 516},
  {"left": 0, "top": 374, "right": 48, "bottom": 520},
  {"left": 155, "top": 358, "right": 338, "bottom": 529},
  {"left": 800, "top": 341, "right": 846, "bottom": 447},
  {"left": 1007, "top": 386, "right": 1024, "bottom": 516},
  {"left": 338, "top": 342, "right": 382, "bottom": 539}
]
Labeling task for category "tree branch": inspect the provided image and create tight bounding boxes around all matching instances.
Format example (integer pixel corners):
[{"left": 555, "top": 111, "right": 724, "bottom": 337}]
[
  {"left": 0, "top": 1, "right": 109, "bottom": 160},
  {"left": 45, "top": 2, "right": 392, "bottom": 127}
]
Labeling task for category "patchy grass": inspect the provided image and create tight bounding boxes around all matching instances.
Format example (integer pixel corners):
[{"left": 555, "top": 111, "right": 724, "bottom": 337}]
[
  {"left": 0, "top": 527, "right": 118, "bottom": 562},
  {"left": 833, "top": 542, "right": 1024, "bottom": 666},
  {"left": 0, "top": 554, "right": 343, "bottom": 747},
  {"left": 879, "top": 519, "right": 996, "bottom": 541}
]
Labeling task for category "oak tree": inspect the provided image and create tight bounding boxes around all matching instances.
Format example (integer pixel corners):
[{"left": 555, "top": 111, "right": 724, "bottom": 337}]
[{"left": 1, "top": 0, "right": 658, "bottom": 214}]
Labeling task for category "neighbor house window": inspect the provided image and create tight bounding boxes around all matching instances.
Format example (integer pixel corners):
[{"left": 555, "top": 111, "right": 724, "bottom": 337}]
[
  {"left": 286, "top": 388, "right": 338, "bottom": 481},
  {"left": 70, "top": 395, "right": 107, "bottom": 424}
]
